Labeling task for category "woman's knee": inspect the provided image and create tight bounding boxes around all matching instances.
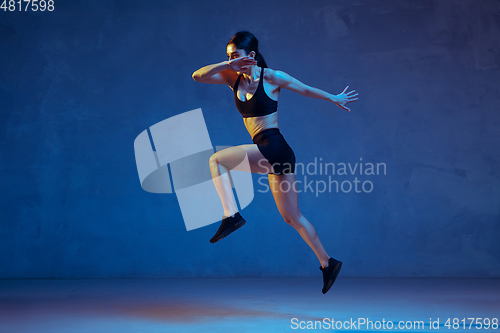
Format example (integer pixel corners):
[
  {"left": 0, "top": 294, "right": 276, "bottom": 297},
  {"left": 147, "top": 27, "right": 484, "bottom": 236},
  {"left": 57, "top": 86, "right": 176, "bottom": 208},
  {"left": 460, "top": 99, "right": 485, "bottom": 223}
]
[
  {"left": 209, "top": 152, "right": 219, "bottom": 168},
  {"left": 281, "top": 210, "right": 302, "bottom": 225},
  {"left": 209, "top": 152, "right": 218, "bottom": 163},
  {"left": 209, "top": 147, "right": 246, "bottom": 170}
]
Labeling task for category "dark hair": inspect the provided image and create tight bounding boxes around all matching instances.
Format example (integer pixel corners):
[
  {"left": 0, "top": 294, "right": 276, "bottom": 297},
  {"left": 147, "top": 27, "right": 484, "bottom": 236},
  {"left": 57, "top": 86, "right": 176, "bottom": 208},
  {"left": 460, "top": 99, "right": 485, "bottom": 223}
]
[{"left": 227, "top": 31, "right": 268, "bottom": 68}]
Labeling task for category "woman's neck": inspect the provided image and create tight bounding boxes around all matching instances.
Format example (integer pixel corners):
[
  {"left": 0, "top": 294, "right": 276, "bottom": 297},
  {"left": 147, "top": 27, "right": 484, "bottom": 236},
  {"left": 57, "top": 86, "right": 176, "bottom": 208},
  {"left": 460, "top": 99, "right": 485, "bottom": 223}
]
[{"left": 241, "top": 65, "right": 260, "bottom": 84}]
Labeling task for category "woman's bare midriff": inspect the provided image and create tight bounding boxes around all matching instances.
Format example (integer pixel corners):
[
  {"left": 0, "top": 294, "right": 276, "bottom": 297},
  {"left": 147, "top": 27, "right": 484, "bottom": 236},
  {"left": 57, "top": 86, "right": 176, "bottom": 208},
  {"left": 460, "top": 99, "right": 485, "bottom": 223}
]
[{"left": 244, "top": 111, "right": 278, "bottom": 140}]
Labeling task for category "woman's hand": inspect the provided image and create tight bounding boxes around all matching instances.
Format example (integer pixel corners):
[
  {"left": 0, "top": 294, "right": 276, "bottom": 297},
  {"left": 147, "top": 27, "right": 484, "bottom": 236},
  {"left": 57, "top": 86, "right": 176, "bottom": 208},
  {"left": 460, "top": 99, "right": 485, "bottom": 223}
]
[
  {"left": 227, "top": 56, "right": 257, "bottom": 72},
  {"left": 332, "top": 86, "right": 359, "bottom": 112}
]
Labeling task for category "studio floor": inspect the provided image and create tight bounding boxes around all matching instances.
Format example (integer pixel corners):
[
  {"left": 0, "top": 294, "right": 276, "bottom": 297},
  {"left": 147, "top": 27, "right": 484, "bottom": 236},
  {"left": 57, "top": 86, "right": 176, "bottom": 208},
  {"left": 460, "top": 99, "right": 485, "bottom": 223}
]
[{"left": 0, "top": 277, "right": 498, "bottom": 332}]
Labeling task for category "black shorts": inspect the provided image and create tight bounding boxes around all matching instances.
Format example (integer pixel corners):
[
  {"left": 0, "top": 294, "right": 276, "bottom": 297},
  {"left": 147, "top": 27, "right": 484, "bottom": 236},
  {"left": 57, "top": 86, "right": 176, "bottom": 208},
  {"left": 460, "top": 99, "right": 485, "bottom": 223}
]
[{"left": 252, "top": 128, "right": 296, "bottom": 175}]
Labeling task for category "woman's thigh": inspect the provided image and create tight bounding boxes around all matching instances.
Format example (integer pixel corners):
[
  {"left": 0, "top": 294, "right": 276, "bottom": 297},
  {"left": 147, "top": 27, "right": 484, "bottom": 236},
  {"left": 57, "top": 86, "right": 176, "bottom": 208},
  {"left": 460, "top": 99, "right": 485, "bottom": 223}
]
[
  {"left": 268, "top": 173, "right": 301, "bottom": 222},
  {"left": 211, "top": 144, "right": 275, "bottom": 174}
]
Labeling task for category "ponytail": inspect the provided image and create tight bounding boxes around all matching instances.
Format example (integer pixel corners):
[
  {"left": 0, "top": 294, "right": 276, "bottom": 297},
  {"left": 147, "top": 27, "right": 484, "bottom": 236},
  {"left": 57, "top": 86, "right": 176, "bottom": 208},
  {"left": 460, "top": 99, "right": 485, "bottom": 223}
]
[{"left": 255, "top": 50, "right": 268, "bottom": 68}]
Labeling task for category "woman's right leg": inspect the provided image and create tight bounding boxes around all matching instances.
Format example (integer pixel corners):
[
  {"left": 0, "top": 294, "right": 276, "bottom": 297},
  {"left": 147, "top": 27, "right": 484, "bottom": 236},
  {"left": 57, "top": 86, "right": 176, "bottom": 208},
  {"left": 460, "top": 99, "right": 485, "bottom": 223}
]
[{"left": 209, "top": 144, "right": 274, "bottom": 217}]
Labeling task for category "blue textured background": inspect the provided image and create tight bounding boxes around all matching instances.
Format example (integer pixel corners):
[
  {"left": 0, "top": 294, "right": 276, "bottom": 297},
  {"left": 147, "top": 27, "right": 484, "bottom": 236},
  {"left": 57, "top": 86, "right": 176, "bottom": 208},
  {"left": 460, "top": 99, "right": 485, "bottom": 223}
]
[{"left": 1, "top": 0, "right": 499, "bottom": 278}]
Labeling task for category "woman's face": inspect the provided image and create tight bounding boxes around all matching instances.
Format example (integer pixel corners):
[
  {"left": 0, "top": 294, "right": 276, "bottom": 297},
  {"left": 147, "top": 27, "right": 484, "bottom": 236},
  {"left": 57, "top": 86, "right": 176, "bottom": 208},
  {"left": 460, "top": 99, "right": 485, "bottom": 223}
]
[{"left": 227, "top": 43, "right": 255, "bottom": 74}]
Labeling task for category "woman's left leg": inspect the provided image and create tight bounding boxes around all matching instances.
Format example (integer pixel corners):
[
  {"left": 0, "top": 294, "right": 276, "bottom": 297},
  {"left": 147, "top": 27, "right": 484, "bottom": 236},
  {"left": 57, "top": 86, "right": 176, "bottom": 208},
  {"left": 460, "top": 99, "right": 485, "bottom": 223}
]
[{"left": 268, "top": 173, "right": 331, "bottom": 268}]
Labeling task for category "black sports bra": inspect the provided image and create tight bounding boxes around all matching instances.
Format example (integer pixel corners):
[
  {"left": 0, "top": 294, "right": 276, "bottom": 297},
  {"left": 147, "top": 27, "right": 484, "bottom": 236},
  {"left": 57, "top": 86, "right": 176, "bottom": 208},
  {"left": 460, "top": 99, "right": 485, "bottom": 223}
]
[{"left": 233, "top": 67, "right": 278, "bottom": 118}]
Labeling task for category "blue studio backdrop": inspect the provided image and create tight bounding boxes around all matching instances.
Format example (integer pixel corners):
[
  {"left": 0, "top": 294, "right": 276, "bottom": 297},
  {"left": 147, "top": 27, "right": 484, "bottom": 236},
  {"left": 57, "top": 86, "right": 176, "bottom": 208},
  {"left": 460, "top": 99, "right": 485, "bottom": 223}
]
[{"left": 1, "top": 0, "right": 499, "bottom": 278}]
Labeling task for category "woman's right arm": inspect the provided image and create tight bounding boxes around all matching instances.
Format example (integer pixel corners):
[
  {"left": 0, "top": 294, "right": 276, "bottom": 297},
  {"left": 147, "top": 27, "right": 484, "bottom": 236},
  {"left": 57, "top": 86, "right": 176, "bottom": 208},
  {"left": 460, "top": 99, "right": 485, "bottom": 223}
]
[
  {"left": 192, "top": 61, "right": 231, "bottom": 84},
  {"left": 192, "top": 56, "right": 257, "bottom": 85}
]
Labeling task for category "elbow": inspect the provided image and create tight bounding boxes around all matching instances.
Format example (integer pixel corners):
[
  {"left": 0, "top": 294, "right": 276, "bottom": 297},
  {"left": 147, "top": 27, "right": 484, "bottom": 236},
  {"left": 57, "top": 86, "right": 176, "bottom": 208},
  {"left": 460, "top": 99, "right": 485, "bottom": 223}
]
[
  {"left": 192, "top": 69, "right": 206, "bottom": 82},
  {"left": 192, "top": 72, "right": 206, "bottom": 83},
  {"left": 191, "top": 70, "right": 207, "bottom": 82},
  {"left": 302, "top": 87, "right": 312, "bottom": 98}
]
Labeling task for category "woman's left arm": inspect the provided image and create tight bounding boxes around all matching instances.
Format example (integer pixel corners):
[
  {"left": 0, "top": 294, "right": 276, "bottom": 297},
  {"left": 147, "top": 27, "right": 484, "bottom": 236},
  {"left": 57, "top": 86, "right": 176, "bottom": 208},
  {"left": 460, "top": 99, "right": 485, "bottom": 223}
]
[{"left": 270, "top": 70, "right": 358, "bottom": 112}]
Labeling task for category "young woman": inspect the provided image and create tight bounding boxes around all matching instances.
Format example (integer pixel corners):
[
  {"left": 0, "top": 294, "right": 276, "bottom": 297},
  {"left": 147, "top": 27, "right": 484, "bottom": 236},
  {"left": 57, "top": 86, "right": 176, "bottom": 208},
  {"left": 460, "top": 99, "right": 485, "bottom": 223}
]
[{"left": 192, "top": 31, "right": 358, "bottom": 294}]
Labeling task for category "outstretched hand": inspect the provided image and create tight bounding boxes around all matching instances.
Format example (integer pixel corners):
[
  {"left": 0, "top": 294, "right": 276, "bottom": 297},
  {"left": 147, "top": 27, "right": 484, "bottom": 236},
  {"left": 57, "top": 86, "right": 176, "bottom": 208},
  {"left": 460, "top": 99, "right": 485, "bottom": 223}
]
[
  {"left": 227, "top": 56, "right": 257, "bottom": 72},
  {"left": 333, "top": 86, "right": 358, "bottom": 112}
]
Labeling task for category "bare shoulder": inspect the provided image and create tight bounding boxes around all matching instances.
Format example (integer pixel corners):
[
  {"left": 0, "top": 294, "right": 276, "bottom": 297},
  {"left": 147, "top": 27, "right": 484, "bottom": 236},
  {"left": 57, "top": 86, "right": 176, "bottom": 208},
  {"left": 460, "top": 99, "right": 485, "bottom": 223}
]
[
  {"left": 264, "top": 67, "right": 310, "bottom": 96},
  {"left": 263, "top": 67, "right": 279, "bottom": 82},
  {"left": 264, "top": 67, "right": 292, "bottom": 86}
]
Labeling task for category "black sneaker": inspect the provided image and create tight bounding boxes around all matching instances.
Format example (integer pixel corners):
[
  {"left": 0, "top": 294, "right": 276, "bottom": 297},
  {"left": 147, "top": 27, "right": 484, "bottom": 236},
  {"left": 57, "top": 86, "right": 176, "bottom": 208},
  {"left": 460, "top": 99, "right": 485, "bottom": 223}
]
[
  {"left": 209, "top": 212, "right": 246, "bottom": 243},
  {"left": 319, "top": 257, "right": 342, "bottom": 294}
]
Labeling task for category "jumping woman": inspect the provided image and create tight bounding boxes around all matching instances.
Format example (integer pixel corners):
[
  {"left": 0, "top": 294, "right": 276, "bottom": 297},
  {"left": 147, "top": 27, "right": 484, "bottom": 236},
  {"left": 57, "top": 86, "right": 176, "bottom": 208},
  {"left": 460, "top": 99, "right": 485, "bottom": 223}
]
[{"left": 192, "top": 31, "right": 358, "bottom": 294}]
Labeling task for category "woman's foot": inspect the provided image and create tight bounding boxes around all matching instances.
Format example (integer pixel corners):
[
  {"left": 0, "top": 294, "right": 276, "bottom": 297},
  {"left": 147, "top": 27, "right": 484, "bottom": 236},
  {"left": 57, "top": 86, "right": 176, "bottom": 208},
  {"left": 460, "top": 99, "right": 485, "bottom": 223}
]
[
  {"left": 319, "top": 257, "right": 342, "bottom": 294},
  {"left": 209, "top": 212, "right": 246, "bottom": 243}
]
